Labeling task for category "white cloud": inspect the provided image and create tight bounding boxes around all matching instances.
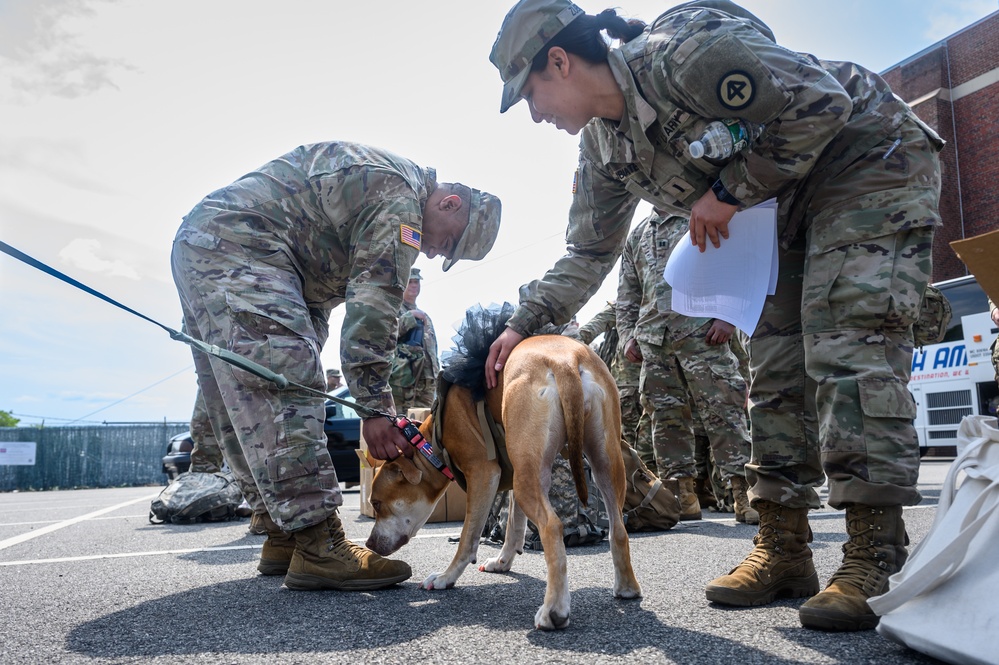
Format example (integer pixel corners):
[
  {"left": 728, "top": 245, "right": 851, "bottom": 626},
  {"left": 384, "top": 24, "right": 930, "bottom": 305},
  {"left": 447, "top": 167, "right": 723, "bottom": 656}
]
[
  {"left": 0, "top": 0, "right": 127, "bottom": 102},
  {"left": 58, "top": 238, "right": 140, "bottom": 280}
]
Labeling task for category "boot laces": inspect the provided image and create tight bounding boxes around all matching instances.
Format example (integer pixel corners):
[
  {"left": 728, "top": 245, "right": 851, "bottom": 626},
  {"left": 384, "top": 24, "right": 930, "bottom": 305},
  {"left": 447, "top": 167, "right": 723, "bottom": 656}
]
[
  {"left": 830, "top": 509, "right": 891, "bottom": 594},
  {"left": 741, "top": 540, "right": 774, "bottom": 570},
  {"left": 326, "top": 538, "right": 368, "bottom": 562},
  {"left": 754, "top": 504, "right": 788, "bottom": 554},
  {"left": 318, "top": 516, "right": 373, "bottom": 563}
]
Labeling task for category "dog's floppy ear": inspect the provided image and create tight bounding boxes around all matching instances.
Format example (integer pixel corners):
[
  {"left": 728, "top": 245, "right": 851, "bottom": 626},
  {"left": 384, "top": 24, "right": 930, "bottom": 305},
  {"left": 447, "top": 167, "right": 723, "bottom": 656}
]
[
  {"left": 355, "top": 449, "right": 384, "bottom": 469},
  {"left": 399, "top": 457, "right": 424, "bottom": 485}
]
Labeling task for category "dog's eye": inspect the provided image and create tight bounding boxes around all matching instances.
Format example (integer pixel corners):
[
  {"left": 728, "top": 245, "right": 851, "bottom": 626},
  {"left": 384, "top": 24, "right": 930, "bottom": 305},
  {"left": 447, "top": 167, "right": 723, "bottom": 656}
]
[{"left": 370, "top": 500, "right": 381, "bottom": 514}]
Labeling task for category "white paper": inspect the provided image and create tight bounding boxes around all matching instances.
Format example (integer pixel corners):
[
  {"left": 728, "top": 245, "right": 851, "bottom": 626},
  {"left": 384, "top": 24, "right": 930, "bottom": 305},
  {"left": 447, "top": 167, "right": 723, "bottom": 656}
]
[{"left": 662, "top": 200, "right": 778, "bottom": 334}]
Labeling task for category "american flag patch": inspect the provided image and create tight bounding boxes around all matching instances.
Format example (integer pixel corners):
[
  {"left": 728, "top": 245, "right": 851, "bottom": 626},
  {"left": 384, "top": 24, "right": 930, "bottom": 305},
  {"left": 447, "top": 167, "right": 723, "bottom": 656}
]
[
  {"left": 572, "top": 169, "right": 579, "bottom": 194},
  {"left": 400, "top": 224, "right": 421, "bottom": 250}
]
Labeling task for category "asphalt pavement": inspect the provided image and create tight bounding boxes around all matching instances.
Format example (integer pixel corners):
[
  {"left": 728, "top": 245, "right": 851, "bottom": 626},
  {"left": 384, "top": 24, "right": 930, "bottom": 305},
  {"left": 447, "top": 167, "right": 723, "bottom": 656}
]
[{"left": 0, "top": 461, "right": 954, "bottom": 665}]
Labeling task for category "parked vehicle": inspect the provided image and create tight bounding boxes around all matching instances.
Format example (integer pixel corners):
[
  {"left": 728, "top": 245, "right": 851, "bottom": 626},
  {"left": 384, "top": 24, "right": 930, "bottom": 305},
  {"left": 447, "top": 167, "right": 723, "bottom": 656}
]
[
  {"left": 161, "top": 431, "right": 194, "bottom": 479},
  {"left": 908, "top": 275, "right": 998, "bottom": 457},
  {"left": 323, "top": 386, "right": 362, "bottom": 487},
  {"left": 162, "top": 386, "right": 363, "bottom": 485}
]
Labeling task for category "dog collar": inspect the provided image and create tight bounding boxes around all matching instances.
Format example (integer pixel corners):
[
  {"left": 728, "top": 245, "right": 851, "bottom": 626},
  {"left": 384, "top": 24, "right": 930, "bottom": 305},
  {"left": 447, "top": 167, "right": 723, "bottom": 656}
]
[
  {"left": 393, "top": 415, "right": 455, "bottom": 482},
  {"left": 414, "top": 437, "right": 455, "bottom": 482}
]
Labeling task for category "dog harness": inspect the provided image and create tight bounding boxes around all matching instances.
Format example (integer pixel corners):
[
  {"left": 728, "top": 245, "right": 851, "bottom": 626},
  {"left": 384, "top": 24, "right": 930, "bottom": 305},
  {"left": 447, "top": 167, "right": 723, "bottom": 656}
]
[{"left": 429, "top": 376, "right": 514, "bottom": 492}]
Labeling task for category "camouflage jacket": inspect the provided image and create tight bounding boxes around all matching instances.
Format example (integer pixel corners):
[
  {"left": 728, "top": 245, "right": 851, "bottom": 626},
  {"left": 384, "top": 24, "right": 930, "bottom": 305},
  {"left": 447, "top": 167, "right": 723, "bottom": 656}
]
[
  {"left": 573, "top": 302, "right": 639, "bottom": 388},
  {"left": 391, "top": 302, "right": 441, "bottom": 389},
  {"left": 177, "top": 142, "right": 433, "bottom": 414},
  {"left": 505, "top": 2, "right": 942, "bottom": 336},
  {"left": 617, "top": 212, "right": 710, "bottom": 347}
]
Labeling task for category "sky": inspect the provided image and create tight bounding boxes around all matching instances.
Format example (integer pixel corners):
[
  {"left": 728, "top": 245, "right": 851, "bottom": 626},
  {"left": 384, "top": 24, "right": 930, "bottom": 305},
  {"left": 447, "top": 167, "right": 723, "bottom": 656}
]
[{"left": 1, "top": 0, "right": 995, "bottom": 427}]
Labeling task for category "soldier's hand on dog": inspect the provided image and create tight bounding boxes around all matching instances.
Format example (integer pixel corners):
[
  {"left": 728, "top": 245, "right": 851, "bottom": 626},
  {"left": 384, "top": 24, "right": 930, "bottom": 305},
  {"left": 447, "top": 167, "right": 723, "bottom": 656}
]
[
  {"left": 485, "top": 327, "right": 525, "bottom": 389},
  {"left": 362, "top": 417, "right": 416, "bottom": 460}
]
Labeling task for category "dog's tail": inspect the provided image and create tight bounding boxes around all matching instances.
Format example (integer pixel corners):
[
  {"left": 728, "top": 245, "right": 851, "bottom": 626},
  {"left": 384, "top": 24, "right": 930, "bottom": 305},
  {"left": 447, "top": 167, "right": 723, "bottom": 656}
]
[{"left": 553, "top": 359, "right": 589, "bottom": 506}]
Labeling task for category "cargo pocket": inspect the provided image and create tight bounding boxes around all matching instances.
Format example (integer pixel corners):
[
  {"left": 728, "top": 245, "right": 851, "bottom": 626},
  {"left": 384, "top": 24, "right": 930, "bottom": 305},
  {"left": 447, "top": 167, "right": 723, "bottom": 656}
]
[
  {"left": 858, "top": 377, "right": 916, "bottom": 420},
  {"left": 224, "top": 290, "right": 324, "bottom": 391},
  {"left": 266, "top": 445, "right": 320, "bottom": 483}
]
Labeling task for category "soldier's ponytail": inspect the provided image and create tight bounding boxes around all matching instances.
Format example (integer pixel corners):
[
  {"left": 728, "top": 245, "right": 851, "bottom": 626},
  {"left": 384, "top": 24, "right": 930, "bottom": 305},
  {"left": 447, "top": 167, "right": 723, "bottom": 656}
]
[
  {"left": 594, "top": 9, "right": 646, "bottom": 43},
  {"left": 529, "top": 9, "right": 647, "bottom": 73}
]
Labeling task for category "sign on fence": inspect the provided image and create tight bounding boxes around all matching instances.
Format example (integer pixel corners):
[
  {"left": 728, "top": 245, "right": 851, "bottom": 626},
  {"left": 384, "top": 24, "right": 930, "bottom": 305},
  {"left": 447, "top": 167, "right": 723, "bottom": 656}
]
[{"left": 0, "top": 442, "right": 37, "bottom": 466}]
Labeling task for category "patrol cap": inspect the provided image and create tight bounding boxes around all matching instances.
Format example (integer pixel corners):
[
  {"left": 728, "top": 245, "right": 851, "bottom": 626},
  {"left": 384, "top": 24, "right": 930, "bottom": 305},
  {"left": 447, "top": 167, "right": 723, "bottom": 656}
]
[
  {"left": 442, "top": 188, "right": 502, "bottom": 272},
  {"left": 409, "top": 268, "right": 423, "bottom": 281},
  {"left": 327, "top": 368, "right": 341, "bottom": 377},
  {"left": 490, "top": 0, "right": 585, "bottom": 113}
]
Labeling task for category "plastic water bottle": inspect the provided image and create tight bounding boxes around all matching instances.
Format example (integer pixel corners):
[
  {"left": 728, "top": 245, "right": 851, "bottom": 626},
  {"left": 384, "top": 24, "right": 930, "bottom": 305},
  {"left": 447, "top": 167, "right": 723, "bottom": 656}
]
[{"left": 688, "top": 119, "right": 756, "bottom": 160}]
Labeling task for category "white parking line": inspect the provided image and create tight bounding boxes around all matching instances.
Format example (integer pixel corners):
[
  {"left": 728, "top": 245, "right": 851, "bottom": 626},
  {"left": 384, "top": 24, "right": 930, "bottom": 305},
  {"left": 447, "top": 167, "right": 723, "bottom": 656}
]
[
  {"left": 0, "top": 492, "right": 159, "bottom": 552},
  {"left": 0, "top": 544, "right": 263, "bottom": 566},
  {"left": 0, "top": 532, "right": 458, "bottom": 567}
]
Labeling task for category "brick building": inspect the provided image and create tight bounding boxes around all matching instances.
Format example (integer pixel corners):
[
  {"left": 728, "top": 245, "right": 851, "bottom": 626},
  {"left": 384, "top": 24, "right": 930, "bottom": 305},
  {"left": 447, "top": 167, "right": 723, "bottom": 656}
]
[{"left": 881, "top": 10, "right": 999, "bottom": 282}]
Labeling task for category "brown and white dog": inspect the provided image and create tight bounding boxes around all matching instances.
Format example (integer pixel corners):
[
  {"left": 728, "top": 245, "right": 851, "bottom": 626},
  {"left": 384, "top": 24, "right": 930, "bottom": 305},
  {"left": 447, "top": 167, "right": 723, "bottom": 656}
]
[{"left": 365, "top": 334, "right": 642, "bottom": 630}]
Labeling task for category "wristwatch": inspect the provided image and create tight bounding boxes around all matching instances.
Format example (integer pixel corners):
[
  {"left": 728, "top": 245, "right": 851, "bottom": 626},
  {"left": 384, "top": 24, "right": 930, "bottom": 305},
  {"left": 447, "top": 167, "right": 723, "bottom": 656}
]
[{"left": 711, "top": 179, "right": 740, "bottom": 206}]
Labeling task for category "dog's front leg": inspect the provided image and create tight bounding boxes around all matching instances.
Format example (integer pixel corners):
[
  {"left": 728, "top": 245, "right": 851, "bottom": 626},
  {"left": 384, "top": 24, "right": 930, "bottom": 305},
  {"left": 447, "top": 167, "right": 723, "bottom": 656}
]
[{"left": 421, "top": 468, "right": 502, "bottom": 591}]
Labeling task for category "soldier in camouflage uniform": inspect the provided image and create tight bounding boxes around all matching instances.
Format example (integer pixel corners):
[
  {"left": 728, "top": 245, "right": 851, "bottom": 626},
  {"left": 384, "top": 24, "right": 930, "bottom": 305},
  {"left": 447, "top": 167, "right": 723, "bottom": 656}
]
[
  {"left": 325, "top": 367, "right": 343, "bottom": 390},
  {"left": 697, "top": 310, "right": 753, "bottom": 513},
  {"left": 172, "top": 141, "right": 501, "bottom": 591},
  {"left": 572, "top": 301, "right": 650, "bottom": 456},
  {"left": 188, "top": 386, "right": 224, "bottom": 475},
  {"left": 489, "top": 0, "right": 943, "bottom": 631},
  {"left": 390, "top": 268, "right": 440, "bottom": 415},
  {"left": 617, "top": 211, "right": 756, "bottom": 524}
]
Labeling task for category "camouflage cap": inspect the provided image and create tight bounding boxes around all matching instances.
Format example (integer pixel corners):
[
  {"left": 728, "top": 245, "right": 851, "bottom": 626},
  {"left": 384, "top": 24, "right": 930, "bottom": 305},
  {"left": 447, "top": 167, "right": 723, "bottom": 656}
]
[
  {"left": 409, "top": 267, "right": 423, "bottom": 281},
  {"left": 326, "top": 368, "right": 341, "bottom": 377},
  {"left": 490, "top": 0, "right": 585, "bottom": 113},
  {"left": 442, "top": 188, "right": 502, "bottom": 272}
]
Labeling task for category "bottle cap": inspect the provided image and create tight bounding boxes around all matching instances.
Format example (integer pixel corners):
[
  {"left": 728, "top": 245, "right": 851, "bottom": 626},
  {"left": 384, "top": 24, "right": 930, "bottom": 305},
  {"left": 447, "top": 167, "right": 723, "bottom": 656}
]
[{"left": 688, "top": 141, "right": 705, "bottom": 159}]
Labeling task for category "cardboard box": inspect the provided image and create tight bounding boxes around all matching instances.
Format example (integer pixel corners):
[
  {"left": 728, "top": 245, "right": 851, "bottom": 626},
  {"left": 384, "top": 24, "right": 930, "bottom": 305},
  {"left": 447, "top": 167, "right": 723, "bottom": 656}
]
[
  {"left": 951, "top": 229, "right": 999, "bottom": 305},
  {"left": 356, "top": 407, "right": 467, "bottom": 523}
]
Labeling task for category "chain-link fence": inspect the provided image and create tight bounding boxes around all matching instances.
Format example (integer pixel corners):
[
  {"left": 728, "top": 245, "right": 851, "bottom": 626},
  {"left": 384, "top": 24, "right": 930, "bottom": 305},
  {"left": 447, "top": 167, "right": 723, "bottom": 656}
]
[{"left": 0, "top": 423, "right": 187, "bottom": 491}]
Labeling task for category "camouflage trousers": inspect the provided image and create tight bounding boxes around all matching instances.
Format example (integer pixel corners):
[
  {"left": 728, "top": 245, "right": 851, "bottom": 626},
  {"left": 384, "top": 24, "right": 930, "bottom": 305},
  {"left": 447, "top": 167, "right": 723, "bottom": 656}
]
[
  {"left": 188, "top": 386, "right": 224, "bottom": 474},
  {"left": 694, "top": 416, "right": 735, "bottom": 512},
  {"left": 172, "top": 233, "right": 342, "bottom": 532},
  {"left": 392, "top": 377, "right": 436, "bottom": 418},
  {"left": 638, "top": 321, "right": 751, "bottom": 481},
  {"left": 619, "top": 385, "right": 650, "bottom": 455},
  {"left": 746, "top": 120, "right": 940, "bottom": 510}
]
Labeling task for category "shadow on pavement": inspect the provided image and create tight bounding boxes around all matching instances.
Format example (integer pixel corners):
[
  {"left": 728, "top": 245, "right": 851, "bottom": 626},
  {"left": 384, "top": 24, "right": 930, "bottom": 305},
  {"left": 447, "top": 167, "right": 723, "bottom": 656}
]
[{"left": 64, "top": 575, "right": 833, "bottom": 663}]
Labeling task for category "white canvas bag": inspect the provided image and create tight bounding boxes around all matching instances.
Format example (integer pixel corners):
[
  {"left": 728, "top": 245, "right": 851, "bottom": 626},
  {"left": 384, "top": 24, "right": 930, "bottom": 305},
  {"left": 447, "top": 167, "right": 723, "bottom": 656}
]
[{"left": 869, "top": 415, "right": 999, "bottom": 665}]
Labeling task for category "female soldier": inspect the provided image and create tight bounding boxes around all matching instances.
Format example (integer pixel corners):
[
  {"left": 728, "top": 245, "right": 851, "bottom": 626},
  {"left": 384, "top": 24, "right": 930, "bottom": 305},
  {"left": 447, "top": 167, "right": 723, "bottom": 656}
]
[{"left": 488, "top": 0, "right": 943, "bottom": 632}]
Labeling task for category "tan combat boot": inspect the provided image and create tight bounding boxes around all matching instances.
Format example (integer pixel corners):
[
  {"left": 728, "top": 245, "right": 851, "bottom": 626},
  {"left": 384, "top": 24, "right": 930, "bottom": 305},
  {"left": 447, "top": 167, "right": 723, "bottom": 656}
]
[
  {"left": 694, "top": 476, "right": 718, "bottom": 511},
  {"left": 731, "top": 476, "right": 760, "bottom": 525},
  {"left": 675, "top": 477, "right": 703, "bottom": 521},
  {"left": 284, "top": 511, "right": 412, "bottom": 591},
  {"left": 705, "top": 500, "right": 819, "bottom": 606},
  {"left": 257, "top": 513, "right": 296, "bottom": 576},
  {"left": 247, "top": 512, "right": 268, "bottom": 536},
  {"left": 799, "top": 505, "right": 907, "bottom": 631}
]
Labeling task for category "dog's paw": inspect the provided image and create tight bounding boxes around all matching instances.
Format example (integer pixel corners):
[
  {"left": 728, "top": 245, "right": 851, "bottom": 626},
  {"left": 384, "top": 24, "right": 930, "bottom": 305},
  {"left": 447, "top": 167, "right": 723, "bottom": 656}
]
[
  {"left": 614, "top": 584, "right": 643, "bottom": 600},
  {"left": 479, "top": 556, "right": 513, "bottom": 573},
  {"left": 420, "top": 572, "right": 455, "bottom": 591},
  {"left": 614, "top": 571, "right": 643, "bottom": 599},
  {"left": 535, "top": 604, "right": 570, "bottom": 631}
]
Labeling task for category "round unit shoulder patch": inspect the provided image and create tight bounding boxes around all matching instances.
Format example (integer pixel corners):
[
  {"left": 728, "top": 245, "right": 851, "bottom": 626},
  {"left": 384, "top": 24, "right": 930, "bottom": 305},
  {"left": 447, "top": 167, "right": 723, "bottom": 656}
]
[{"left": 717, "top": 70, "right": 755, "bottom": 110}]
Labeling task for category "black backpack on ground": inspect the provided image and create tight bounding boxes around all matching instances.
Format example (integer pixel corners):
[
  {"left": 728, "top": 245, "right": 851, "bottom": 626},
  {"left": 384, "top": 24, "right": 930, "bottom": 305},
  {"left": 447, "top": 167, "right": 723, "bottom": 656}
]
[{"left": 482, "top": 455, "right": 607, "bottom": 551}]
